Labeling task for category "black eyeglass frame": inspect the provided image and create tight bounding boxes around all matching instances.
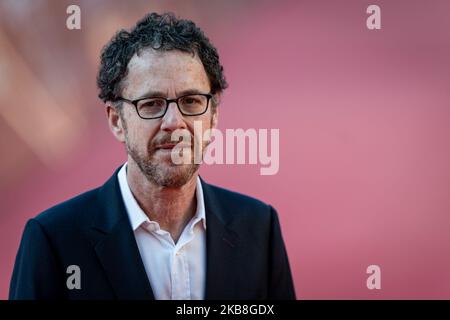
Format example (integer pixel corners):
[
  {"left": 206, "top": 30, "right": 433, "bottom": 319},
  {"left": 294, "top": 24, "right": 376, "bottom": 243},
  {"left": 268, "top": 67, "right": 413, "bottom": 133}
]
[{"left": 115, "top": 93, "right": 213, "bottom": 119}]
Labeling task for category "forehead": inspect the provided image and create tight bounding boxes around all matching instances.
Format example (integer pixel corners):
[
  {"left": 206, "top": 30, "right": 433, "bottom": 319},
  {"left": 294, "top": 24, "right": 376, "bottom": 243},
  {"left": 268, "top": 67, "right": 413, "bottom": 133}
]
[{"left": 121, "top": 48, "right": 210, "bottom": 98}]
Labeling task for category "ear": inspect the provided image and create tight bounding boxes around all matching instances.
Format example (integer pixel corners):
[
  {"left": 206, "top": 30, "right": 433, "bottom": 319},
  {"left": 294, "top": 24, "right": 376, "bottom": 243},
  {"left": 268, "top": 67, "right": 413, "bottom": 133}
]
[
  {"left": 211, "top": 107, "right": 219, "bottom": 129},
  {"left": 105, "top": 102, "right": 126, "bottom": 143},
  {"left": 211, "top": 93, "right": 221, "bottom": 129}
]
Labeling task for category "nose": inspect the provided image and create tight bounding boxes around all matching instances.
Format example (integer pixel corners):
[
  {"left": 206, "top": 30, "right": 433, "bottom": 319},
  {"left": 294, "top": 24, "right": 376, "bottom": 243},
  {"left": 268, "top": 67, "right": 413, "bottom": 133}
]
[{"left": 160, "top": 102, "right": 187, "bottom": 132}]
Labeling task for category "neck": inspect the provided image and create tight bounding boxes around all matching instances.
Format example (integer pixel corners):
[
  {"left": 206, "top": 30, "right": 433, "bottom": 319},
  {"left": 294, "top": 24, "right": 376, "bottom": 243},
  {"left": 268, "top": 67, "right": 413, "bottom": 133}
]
[{"left": 126, "top": 161, "right": 198, "bottom": 243}]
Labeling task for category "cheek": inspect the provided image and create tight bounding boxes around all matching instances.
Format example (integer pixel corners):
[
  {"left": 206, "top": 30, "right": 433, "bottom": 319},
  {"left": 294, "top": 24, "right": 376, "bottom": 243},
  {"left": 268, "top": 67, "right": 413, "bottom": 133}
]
[
  {"left": 188, "top": 116, "right": 214, "bottom": 142},
  {"left": 125, "top": 119, "right": 159, "bottom": 146}
]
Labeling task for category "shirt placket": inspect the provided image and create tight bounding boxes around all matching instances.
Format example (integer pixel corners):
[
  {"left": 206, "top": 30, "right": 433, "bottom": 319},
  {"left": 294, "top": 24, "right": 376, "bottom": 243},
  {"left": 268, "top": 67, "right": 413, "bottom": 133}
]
[{"left": 170, "top": 223, "right": 198, "bottom": 300}]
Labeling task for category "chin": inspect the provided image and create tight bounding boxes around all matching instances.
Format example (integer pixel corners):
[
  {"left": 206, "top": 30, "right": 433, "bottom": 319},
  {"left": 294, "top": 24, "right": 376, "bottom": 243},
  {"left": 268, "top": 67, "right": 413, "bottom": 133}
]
[{"left": 146, "top": 162, "right": 199, "bottom": 188}]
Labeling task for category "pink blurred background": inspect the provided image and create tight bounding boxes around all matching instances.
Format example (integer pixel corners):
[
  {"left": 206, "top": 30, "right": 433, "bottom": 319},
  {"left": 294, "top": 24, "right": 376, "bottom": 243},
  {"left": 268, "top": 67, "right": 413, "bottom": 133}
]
[{"left": 1, "top": 0, "right": 450, "bottom": 299}]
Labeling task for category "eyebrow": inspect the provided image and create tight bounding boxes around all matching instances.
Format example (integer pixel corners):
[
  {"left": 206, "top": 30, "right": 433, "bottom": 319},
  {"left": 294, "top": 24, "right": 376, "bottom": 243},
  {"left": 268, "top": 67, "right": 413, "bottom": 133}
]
[{"left": 135, "top": 88, "right": 209, "bottom": 100}]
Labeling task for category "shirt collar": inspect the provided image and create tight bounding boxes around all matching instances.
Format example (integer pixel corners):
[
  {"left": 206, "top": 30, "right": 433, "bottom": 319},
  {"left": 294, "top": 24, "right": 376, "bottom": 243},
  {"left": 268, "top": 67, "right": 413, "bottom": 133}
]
[{"left": 117, "top": 163, "right": 206, "bottom": 232}]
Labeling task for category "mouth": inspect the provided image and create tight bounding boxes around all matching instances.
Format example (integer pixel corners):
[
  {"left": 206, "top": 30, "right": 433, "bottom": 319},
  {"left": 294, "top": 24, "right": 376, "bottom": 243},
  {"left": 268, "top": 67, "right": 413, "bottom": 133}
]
[
  {"left": 156, "top": 143, "right": 177, "bottom": 150},
  {"left": 155, "top": 143, "right": 192, "bottom": 150}
]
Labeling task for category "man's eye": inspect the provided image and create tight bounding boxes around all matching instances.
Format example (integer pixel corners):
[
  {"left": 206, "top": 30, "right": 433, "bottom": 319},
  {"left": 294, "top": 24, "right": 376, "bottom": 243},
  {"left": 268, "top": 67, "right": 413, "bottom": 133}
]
[
  {"left": 183, "top": 97, "right": 200, "bottom": 105},
  {"left": 142, "top": 99, "right": 164, "bottom": 108}
]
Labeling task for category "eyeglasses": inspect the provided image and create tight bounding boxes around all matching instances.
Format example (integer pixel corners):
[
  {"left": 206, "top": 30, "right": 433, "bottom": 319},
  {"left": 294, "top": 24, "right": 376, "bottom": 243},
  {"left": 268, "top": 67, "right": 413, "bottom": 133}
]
[{"left": 115, "top": 93, "right": 213, "bottom": 119}]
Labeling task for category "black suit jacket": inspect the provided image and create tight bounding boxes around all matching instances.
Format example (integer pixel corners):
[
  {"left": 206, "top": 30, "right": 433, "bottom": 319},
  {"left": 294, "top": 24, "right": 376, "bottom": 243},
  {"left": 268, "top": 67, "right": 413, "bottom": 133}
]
[{"left": 9, "top": 168, "right": 296, "bottom": 300}]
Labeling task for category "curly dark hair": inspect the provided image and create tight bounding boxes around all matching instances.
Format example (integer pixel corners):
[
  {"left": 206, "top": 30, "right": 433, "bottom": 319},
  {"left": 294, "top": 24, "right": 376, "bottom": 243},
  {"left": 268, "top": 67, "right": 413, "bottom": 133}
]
[{"left": 97, "top": 12, "right": 228, "bottom": 103}]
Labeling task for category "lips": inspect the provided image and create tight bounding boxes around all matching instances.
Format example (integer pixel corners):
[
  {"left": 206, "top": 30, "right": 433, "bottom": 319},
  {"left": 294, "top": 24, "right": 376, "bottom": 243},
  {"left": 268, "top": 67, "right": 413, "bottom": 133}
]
[
  {"left": 156, "top": 143, "right": 177, "bottom": 150},
  {"left": 155, "top": 143, "right": 191, "bottom": 150}
]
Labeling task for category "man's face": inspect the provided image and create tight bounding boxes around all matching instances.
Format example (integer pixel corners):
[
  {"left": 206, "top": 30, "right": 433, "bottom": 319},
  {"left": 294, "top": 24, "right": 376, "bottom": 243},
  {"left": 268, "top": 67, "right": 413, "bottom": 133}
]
[{"left": 112, "top": 48, "right": 218, "bottom": 187}]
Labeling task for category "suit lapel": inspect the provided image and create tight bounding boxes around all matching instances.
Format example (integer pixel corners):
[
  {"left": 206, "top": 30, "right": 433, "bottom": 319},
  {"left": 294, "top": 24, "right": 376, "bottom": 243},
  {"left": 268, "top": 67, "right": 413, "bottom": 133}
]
[
  {"left": 201, "top": 178, "right": 242, "bottom": 299},
  {"left": 89, "top": 169, "right": 154, "bottom": 300}
]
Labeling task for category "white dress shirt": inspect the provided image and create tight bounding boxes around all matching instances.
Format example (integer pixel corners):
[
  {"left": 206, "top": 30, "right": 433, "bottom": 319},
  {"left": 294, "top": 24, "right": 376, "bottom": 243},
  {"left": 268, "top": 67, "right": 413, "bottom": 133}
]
[{"left": 117, "top": 163, "right": 207, "bottom": 300}]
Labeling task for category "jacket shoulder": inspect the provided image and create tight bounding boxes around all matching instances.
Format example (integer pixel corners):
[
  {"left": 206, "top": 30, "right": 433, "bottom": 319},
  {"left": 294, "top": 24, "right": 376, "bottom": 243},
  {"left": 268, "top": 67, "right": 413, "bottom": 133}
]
[
  {"left": 206, "top": 182, "right": 270, "bottom": 206},
  {"left": 202, "top": 180, "right": 275, "bottom": 222},
  {"left": 32, "top": 187, "right": 100, "bottom": 230}
]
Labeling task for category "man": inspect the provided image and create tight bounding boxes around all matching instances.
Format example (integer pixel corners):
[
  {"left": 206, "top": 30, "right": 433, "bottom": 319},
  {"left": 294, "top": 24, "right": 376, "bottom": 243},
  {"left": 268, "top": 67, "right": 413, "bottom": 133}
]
[{"left": 9, "top": 12, "right": 295, "bottom": 300}]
